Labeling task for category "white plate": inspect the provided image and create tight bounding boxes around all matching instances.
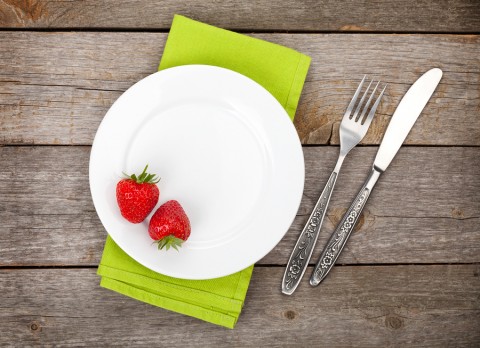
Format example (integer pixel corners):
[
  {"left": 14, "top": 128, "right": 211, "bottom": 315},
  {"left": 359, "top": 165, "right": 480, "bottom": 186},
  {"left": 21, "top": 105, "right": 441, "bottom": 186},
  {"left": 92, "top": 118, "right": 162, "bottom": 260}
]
[{"left": 89, "top": 65, "right": 304, "bottom": 279}]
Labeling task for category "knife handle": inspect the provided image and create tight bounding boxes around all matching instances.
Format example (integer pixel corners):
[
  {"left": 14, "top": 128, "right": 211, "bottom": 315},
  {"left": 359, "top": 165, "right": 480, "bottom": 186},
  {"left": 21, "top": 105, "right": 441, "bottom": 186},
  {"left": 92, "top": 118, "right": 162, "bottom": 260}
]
[
  {"left": 282, "top": 169, "right": 339, "bottom": 295},
  {"left": 310, "top": 167, "right": 381, "bottom": 287}
]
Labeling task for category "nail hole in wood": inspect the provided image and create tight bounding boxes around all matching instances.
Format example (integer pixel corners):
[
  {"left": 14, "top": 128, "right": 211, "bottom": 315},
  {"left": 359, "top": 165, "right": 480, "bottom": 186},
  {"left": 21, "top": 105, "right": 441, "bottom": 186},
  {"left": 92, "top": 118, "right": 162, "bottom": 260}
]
[{"left": 284, "top": 310, "right": 297, "bottom": 320}]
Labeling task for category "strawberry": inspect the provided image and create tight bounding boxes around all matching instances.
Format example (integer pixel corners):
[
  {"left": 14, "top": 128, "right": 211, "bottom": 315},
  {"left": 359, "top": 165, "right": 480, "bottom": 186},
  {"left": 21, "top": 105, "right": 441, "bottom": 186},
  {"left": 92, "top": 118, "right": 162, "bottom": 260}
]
[
  {"left": 116, "top": 165, "right": 160, "bottom": 223},
  {"left": 149, "top": 200, "right": 191, "bottom": 251}
]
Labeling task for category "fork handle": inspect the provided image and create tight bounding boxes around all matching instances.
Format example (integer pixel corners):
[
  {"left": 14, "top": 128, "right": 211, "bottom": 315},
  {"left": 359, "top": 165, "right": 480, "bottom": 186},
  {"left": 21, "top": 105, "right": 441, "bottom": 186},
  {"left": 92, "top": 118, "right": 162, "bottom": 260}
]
[
  {"left": 282, "top": 165, "right": 340, "bottom": 295},
  {"left": 310, "top": 167, "right": 381, "bottom": 286}
]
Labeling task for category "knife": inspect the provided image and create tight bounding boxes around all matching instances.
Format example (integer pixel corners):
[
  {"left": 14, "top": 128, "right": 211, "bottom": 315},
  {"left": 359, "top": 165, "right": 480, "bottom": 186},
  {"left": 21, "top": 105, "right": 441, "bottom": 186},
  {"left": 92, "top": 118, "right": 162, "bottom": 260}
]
[{"left": 310, "top": 68, "right": 443, "bottom": 287}]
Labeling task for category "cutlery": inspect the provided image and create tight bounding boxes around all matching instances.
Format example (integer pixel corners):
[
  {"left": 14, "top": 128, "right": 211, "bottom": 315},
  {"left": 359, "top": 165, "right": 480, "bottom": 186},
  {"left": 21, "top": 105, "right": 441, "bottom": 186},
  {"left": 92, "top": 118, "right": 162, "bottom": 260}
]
[
  {"left": 282, "top": 76, "right": 386, "bottom": 295},
  {"left": 310, "top": 68, "right": 443, "bottom": 287}
]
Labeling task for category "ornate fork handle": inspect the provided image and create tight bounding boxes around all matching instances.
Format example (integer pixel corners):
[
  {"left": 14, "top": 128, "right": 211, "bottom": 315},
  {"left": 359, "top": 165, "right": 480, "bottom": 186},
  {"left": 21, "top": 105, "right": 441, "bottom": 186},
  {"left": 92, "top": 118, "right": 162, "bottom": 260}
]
[
  {"left": 281, "top": 169, "right": 339, "bottom": 295},
  {"left": 310, "top": 167, "right": 381, "bottom": 286}
]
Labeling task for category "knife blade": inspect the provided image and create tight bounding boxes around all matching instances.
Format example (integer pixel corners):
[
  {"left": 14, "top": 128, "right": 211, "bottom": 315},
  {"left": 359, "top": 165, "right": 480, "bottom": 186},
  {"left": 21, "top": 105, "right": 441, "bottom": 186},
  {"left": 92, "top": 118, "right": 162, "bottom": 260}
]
[
  {"left": 374, "top": 68, "right": 443, "bottom": 172},
  {"left": 310, "top": 68, "right": 443, "bottom": 286}
]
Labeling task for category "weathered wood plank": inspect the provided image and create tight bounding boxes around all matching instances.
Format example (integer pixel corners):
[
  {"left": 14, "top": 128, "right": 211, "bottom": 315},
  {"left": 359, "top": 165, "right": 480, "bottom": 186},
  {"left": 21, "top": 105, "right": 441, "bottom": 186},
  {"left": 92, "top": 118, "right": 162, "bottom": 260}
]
[
  {"left": 0, "top": 32, "right": 479, "bottom": 145},
  {"left": 0, "top": 266, "right": 478, "bottom": 346},
  {"left": 0, "top": 0, "right": 479, "bottom": 32},
  {"left": 1, "top": 146, "right": 478, "bottom": 266}
]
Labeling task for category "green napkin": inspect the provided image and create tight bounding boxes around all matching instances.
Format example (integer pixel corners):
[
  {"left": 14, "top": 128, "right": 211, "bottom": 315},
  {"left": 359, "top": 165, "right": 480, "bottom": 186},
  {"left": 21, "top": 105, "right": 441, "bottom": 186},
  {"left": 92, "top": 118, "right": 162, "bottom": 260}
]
[{"left": 98, "top": 14, "right": 310, "bottom": 329}]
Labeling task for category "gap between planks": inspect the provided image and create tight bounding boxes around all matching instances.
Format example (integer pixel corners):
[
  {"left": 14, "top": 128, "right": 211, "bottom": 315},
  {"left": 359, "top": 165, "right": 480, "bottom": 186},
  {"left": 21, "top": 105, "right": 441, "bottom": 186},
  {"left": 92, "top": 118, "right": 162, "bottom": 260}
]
[
  {"left": 2, "top": 263, "right": 480, "bottom": 270},
  {"left": 1, "top": 28, "right": 480, "bottom": 35}
]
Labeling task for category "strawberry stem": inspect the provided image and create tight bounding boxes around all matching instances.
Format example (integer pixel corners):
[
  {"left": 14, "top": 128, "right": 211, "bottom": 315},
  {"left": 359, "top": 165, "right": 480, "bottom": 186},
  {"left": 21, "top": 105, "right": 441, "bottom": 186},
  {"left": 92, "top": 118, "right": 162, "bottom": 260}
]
[
  {"left": 123, "top": 164, "right": 160, "bottom": 184},
  {"left": 155, "top": 235, "right": 184, "bottom": 251}
]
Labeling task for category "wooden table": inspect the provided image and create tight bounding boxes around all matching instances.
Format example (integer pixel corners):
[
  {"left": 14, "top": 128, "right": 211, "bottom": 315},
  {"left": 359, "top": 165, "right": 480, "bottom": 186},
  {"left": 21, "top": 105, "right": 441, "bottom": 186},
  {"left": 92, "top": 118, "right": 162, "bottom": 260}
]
[{"left": 1, "top": 1, "right": 479, "bottom": 346}]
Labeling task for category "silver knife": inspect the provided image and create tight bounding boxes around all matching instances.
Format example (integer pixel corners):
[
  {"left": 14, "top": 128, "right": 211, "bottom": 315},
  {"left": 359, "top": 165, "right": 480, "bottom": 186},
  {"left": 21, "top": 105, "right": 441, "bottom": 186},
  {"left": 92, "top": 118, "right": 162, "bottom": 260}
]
[{"left": 310, "top": 68, "right": 443, "bottom": 286}]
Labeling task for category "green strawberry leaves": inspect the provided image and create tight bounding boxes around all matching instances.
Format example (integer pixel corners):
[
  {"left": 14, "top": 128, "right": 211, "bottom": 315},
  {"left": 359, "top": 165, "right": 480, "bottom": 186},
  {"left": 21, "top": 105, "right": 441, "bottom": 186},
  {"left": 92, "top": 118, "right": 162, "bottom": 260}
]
[
  {"left": 155, "top": 235, "right": 184, "bottom": 251},
  {"left": 123, "top": 164, "right": 161, "bottom": 184}
]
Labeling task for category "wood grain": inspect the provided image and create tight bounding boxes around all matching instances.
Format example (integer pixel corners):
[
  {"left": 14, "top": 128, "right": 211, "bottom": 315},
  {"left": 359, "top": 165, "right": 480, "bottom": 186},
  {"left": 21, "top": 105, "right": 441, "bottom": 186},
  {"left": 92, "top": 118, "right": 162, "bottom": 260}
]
[
  {"left": 1, "top": 146, "right": 478, "bottom": 266},
  {"left": 0, "top": 0, "right": 479, "bottom": 32},
  {"left": 0, "top": 265, "right": 478, "bottom": 346},
  {"left": 1, "top": 32, "right": 478, "bottom": 146}
]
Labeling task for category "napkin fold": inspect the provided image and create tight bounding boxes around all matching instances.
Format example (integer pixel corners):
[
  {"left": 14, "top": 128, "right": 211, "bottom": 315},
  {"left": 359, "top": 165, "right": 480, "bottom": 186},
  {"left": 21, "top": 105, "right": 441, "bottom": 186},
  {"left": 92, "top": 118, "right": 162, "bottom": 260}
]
[{"left": 98, "top": 14, "right": 310, "bottom": 329}]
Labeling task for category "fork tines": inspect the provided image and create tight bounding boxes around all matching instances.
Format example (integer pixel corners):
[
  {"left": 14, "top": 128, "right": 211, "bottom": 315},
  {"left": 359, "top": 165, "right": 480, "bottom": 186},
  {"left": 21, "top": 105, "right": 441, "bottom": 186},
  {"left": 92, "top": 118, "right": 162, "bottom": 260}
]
[{"left": 345, "top": 76, "right": 387, "bottom": 126}]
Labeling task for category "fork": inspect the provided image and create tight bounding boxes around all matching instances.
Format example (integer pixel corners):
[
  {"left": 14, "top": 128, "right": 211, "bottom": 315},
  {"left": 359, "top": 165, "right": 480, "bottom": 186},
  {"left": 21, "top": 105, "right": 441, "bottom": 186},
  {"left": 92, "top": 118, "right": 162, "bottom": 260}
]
[{"left": 281, "top": 76, "right": 386, "bottom": 295}]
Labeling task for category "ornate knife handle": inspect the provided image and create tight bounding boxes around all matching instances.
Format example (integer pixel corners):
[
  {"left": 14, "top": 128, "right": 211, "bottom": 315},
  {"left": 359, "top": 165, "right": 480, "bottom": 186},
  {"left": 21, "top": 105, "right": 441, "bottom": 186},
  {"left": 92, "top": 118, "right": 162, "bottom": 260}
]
[
  {"left": 282, "top": 170, "right": 338, "bottom": 295},
  {"left": 310, "top": 167, "right": 381, "bottom": 286}
]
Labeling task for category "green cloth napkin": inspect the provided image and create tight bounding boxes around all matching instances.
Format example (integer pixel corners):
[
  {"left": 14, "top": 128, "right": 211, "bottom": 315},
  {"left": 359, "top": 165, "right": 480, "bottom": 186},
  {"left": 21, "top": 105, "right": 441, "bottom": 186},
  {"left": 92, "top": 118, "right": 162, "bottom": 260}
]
[{"left": 98, "top": 14, "right": 310, "bottom": 329}]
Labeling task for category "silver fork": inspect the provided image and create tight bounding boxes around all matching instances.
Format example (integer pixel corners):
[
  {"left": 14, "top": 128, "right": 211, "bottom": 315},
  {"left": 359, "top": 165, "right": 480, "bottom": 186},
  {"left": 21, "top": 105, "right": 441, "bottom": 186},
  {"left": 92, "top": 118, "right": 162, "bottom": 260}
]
[{"left": 281, "top": 76, "right": 386, "bottom": 295}]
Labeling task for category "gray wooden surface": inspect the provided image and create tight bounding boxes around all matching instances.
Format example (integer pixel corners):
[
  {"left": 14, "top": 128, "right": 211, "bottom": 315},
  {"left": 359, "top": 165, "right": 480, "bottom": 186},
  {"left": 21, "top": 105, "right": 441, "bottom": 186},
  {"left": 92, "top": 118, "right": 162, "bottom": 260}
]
[
  {"left": 1, "top": 32, "right": 479, "bottom": 145},
  {"left": 1, "top": 266, "right": 479, "bottom": 346},
  {"left": 0, "top": 0, "right": 479, "bottom": 32},
  {"left": 0, "top": 1, "right": 479, "bottom": 347}
]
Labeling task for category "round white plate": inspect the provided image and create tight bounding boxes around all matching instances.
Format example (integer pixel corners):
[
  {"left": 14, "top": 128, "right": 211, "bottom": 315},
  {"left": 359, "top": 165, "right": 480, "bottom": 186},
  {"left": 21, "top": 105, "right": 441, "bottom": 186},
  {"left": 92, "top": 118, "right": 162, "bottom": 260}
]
[{"left": 89, "top": 65, "right": 304, "bottom": 279}]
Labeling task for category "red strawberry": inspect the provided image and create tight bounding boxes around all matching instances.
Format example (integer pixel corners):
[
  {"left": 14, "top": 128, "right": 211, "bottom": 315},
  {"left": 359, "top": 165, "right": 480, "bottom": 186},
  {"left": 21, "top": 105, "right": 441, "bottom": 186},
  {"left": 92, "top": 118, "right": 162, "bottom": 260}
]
[
  {"left": 116, "top": 165, "right": 160, "bottom": 223},
  {"left": 149, "top": 200, "right": 191, "bottom": 251}
]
